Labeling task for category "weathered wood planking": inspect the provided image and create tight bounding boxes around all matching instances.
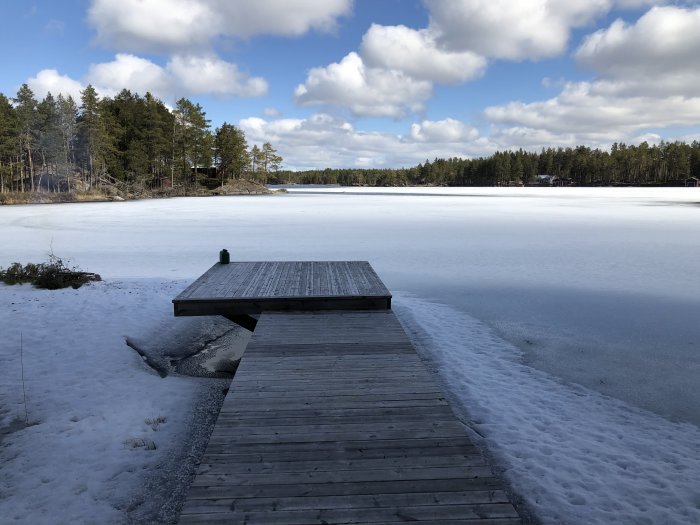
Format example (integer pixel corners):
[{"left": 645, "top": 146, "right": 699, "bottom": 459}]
[
  {"left": 178, "top": 311, "right": 522, "bottom": 524},
  {"left": 173, "top": 261, "right": 392, "bottom": 316}
]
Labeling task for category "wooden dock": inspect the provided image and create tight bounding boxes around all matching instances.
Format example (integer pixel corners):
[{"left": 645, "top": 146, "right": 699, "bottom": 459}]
[{"left": 176, "top": 262, "right": 522, "bottom": 524}]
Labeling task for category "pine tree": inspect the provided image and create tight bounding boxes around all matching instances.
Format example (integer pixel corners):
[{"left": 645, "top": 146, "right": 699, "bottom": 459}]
[
  {"left": 249, "top": 144, "right": 264, "bottom": 182},
  {"left": 262, "top": 142, "right": 283, "bottom": 173},
  {"left": 56, "top": 94, "right": 78, "bottom": 190},
  {"left": 142, "top": 92, "right": 175, "bottom": 188},
  {"left": 77, "top": 85, "right": 110, "bottom": 189},
  {"left": 36, "top": 93, "right": 63, "bottom": 191},
  {"left": 13, "top": 84, "right": 39, "bottom": 192},
  {"left": 173, "top": 98, "right": 211, "bottom": 188},
  {"left": 0, "top": 94, "right": 19, "bottom": 193},
  {"left": 215, "top": 122, "right": 250, "bottom": 186}
]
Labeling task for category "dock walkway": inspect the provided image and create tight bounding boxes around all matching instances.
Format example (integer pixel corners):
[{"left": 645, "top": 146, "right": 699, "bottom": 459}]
[{"left": 175, "top": 262, "right": 522, "bottom": 524}]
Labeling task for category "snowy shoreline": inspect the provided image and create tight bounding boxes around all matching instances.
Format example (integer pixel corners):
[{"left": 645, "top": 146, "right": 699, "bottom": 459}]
[
  {"left": 397, "top": 295, "right": 700, "bottom": 525},
  {"left": 0, "top": 280, "right": 234, "bottom": 523}
]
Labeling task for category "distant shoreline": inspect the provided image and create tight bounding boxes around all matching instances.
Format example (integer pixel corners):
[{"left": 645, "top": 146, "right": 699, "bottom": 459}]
[
  {"left": 3, "top": 181, "right": 697, "bottom": 206},
  {"left": 0, "top": 180, "right": 285, "bottom": 206}
]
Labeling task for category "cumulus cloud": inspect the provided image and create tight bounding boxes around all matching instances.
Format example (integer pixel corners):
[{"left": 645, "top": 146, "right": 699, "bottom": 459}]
[
  {"left": 88, "top": 0, "right": 214, "bottom": 53},
  {"left": 425, "top": 0, "right": 612, "bottom": 60},
  {"left": 27, "top": 52, "right": 268, "bottom": 104},
  {"left": 27, "top": 69, "right": 84, "bottom": 101},
  {"left": 360, "top": 24, "right": 486, "bottom": 84},
  {"left": 87, "top": 54, "right": 172, "bottom": 98},
  {"left": 488, "top": 126, "right": 583, "bottom": 150},
  {"left": 485, "top": 81, "right": 700, "bottom": 140},
  {"left": 294, "top": 22, "right": 487, "bottom": 117},
  {"left": 211, "top": 0, "right": 352, "bottom": 38},
  {"left": 88, "top": 0, "right": 352, "bottom": 52},
  {"left": 167, "top": 54, "right": 267, "bottom": 97},
  {"left": 575, "top": 6, "right": 700, "bottom": 97},
  {"left": 240, "top": 113, "right": 491, "bottom": 169},
  {"left": 614, "top": 0, "right": 675, "bottom": 7},
  {"left": 480, "top": 4, "right": 700, "bottom": 148},
  {"left": 297, "top": 0, "right": 628, "bottom": 116},
  {"left": 409, "top": 118, "right": 480, "bottom": 143},
  {"left": 84, "top": 0, "right": 346, "bottom": 105},
  {"left": 295, "top": 52, "right": 432, "bottom": 118}
]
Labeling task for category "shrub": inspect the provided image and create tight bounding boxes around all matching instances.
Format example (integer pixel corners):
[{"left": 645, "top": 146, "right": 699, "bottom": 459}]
[{"left": 0, "top": 254, "right": 101, "bottom": 289}]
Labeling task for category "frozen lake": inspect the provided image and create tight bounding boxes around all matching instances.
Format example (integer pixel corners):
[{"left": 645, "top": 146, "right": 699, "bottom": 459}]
[
  {"left": 2, "top": 186, "right": 700, "bottom": 524},
  {"left": 2, "top": 187, "right": 699, "bottom": 425}
]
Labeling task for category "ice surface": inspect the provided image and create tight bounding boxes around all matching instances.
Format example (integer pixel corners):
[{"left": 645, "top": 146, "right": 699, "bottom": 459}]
[{"left": 1, "top": 187, "right": 699, "bottom": 523}]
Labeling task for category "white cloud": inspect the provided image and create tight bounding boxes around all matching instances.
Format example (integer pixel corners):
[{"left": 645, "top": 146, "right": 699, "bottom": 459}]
[
  {"left": 479, "top": 4, "right": 700, "bottom": 148},
  {"left": 88, "top": 0, "right": 352, "bottom": 53},
  {"left": 485, "top": 81, "right": 700, "bottom": 139},
  {"left": 297, "top": 0, "right": 624, "bottom": 116},
  {"left": 410, "top": 118, "right": 480, "bottom": 143},
  {"left": 213, "top": 0, "right": 352, "bottom": 38},
  {"left": 88, "top": 0, "right": 214, "bottom": 53},
  {"left": 87, "top": 54, "right": 172, "bottom": 99},
  {"left": 614, "top": 0, "right": 675, "bottom": 7},
  {"left": 488, "top": 126, "right": 583, "bottom": 150},
  {"left": 360, "top": 24, "right": 486, "bottom": 84},
  {"left": 27, "top": 69, "right": 84, "bottom": 101},
  {"left": 263, "top": 107, "right": 281, "bottom": 117},
  {"left": 26, "top": 52, "right": 268, "bottom": 104},
  {"left": 298, "top": 0, "right": 641, "bottom": 116},
  {"left": 297, "top": 24, "right": 486, "bottom": 117},
  {"left": 575, "top": 6, "right": 700, "bottom": 97},
  {"left": 424, "top": 0, "right": 612, "bottom": 60},
  {"left": 295, "top": 52, "right": 432, "bottom": 118},
  {"left": 167, "top": 54, "right": 268, "bottom": 97},
  {"left": 240, "top": 113, "right": 491, "bottom": 169}
]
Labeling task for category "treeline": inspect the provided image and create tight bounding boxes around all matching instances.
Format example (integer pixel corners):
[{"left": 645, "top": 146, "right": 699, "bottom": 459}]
[
  {"left": 0, "top": 85, "right": 282, "bottom": 195},
  {"left": 3, "top": 83, "right": 699, "bottom": 194},
  {"left": 273, "top": 142, "right": 700, "bottom": 187}
]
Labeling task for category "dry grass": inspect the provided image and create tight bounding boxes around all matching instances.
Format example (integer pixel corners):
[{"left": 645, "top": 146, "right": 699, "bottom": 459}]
[
  {"left": 0, "top": 179, "right": 280, "bottom": 205},
  {"left": 145, "top": 416, "right": 167, "bottom": 431},
  {"left": 123, "top": 438, "right": 157, "bottom": 450},
  {"left": 0, "top": 191, "right": 111, "bottom": 205}
]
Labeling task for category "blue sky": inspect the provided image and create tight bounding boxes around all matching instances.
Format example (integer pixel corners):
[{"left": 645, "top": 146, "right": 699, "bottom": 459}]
[{"left": 2, "top": 0, "right": 700, "bottom": 169}]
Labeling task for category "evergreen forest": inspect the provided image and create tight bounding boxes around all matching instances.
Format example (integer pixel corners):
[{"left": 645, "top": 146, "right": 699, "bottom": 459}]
[
  {"left": 0, "top": 84, "right": 281, "bottom": 198},
  {"left": 2, "top": 84, "right": 700, "bottom": 201},
  {"left": 273, "top": 142, "right": 700, "bottom": 187}
]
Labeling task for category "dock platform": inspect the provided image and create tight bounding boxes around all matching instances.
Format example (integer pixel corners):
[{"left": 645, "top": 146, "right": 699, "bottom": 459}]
[
  {"left": 175, "top": 262, "right": 522, "bottom": 524},
  {"left": 173, "top": 261, "right": 392, "bottom": 317}
]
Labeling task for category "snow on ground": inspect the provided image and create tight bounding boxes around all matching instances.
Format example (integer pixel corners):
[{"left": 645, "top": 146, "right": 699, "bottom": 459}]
[
  {"left": 1, "top": 187, "right": 699, "bottom": 524},
  {"left": 0, "top": 280, "right": 229, "bottom": 524}
]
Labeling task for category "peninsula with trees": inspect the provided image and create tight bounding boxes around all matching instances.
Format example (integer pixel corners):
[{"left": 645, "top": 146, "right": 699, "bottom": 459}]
[{"left": 0, "top": 85, "right": 282, "bottom": 203}]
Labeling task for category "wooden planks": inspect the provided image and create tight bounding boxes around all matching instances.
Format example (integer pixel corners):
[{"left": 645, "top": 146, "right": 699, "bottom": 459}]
[
  {"left": 179, "top": 311, "right": 522, "bottom": 524},
  {"left": 173, "top": 262, "right": 392, "bottom": 317}
]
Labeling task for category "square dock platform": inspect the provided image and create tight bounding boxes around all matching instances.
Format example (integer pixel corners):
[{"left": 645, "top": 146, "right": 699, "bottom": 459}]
[{"left": 173, "top": 261, "right": 392, "bottom": 317}]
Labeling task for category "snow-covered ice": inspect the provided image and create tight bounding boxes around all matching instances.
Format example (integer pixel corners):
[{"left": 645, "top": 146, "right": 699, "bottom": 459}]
[
  {"left": 397, "top": 295, "right": 700, "bottom": 525},
  {"left": 1, "top": 187, "right": 699, "bottom": 523}
]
